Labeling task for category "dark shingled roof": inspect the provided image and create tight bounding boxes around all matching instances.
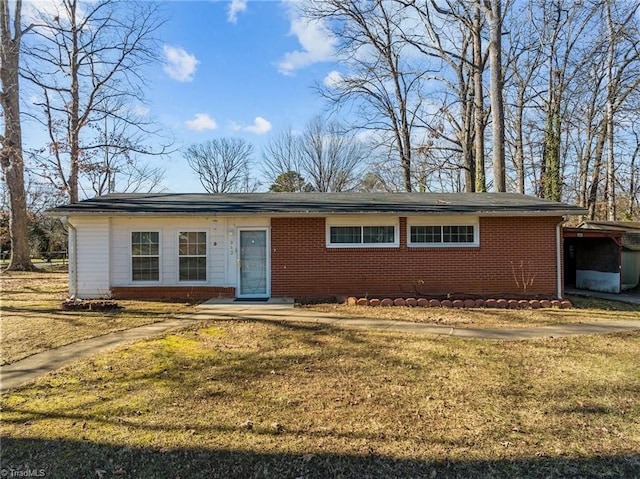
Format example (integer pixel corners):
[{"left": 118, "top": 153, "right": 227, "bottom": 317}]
[{"left": 47, "top": 192, "right": 586, "bottom": 217}]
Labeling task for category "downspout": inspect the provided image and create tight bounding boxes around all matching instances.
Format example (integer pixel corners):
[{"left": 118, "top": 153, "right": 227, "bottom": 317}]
[
  {"left": 556, "top": 216, "right": 568, "bottom": 299},
  {"left": 64, "top": 218, "right": 78, "bottom": 299}
]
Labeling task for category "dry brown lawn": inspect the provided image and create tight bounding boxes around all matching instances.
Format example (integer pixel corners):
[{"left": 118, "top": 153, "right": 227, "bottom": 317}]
[
  {"left": 1, "top": 270, "right": 639, "bottom": 477},
  {"left": 2, "top": 318, "right": 639, "bottom": 478},
  {"left": 303, "top": 295, "right": 640, "bottom": 328},
  {"left": 0, "top": 269, "right": 195, "bottom": 365}
]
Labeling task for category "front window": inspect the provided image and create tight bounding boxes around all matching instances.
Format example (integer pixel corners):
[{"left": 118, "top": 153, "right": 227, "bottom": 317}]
[
  {"left": 327, "top": 220, "right": 398, "bottom": 248},
  {"left": 131, "top": 232, "right": 159, "bottom": 281},
  {"left": 330, "top": 226, "right": 361, "bottom": 244},
  {"left": 410, "top": 225, "right": 442, "bottom": 244},
  {"left": 363, "top": 226, "right": 395, "bottom": 244},
  {"left": 179, "top": 231, "right": 207, "bottom": 281},
  {"left": 443, "top": 225, "right": 475, "bottom": 243},
  {"left": 409, "top": 224, "right": 477, "bottom": 246}
]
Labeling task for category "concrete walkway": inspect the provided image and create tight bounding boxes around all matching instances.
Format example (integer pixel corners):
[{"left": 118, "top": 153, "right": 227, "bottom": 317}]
[
  {"left": 2, "top": 305, "right": 640, "bottom": 394},
  {"left": 195, "top": 303, "right": 640, "bottom": 340},
  {"left": 0, "top": 318, "right": 200, "bottom": 394}
]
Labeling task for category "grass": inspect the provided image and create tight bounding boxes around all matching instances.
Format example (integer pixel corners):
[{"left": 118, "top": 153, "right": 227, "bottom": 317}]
[
  {"left": 1, "top": 271, "right": 639, "bottom": 477},
  {"left": 2, "top": 318, "right": 639, "bottom": 478},
  {"left": 303, "top": 294, "right": 640, "bottom": 328},
  {"left": 0, "top": 269, "right": 195, "bottom": 365}
]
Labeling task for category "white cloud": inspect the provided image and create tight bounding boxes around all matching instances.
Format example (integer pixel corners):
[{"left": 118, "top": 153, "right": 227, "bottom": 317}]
[
  {"left": 163, "top": 45, "right": 199, "bottom": 82},
  {"left": 278, "top": 9, "right": 337, "bottom": 75},
  {"left": 245, "top": 116, "right": 272, "bottom": 134},
  {"left": 227, "top": 0, "right": 247, "bottom": 24},
  {"left": 186, "top": 113, "right": 218, "bottom": 131},
  {"left": 323, "top": 70, "right": 343, "bottom": 88},
  {"left": 229, "top": 117, "right": 273, "bottom": 135}
]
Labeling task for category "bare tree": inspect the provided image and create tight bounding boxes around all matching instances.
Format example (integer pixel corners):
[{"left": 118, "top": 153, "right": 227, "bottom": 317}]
[
  {"left": 601, "top": 0, "right": 640, "bottom": 220},
  {"left": 262, "top": 127, "right": 306, "bottom": 191},
  {"left": 402, "top": 0, "right": 490, "bottom": 192},
  {"left": 1, "top": 0, "right": 35, "bottom": 270},
  {"left": 80, "top": 116, "right": 165, "bottom": 196},
  {"left": 84, "top": 155, "right": 165, "bottom": 197},
  {"left": 503, "top": 1, "right": 544, "bottom": 194},
  {"left": 262, "top": 118, "right": 368, "bottom": 192},
  {"left": 534, "top": 0, "right": 600, "bottom": 201},
  {"left": 22, "top": 0, "right": 167, "bottom": 203},
  {"left": 574, "top": 1, "right": 640, "bottom": 219},
  {"left": 304, "top": 0, "right": 429, "bottom": 191},
  {"left": 298, "top": 116, "right": 367, "bottom": 192},
  {"left": 184, "top": 138, "right": 258, "bottom": 193}
]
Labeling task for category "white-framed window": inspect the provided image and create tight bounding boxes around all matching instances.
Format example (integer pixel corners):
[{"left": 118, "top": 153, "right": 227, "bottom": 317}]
[
  {"left": 326, "top": 217, "right": 399, "bottom": 248},
  {"left": 407, "top": 216, "right": 479, "bottom": 247},
  {"left": 178, "top": 231, "right": 207, "bottom": 282},
  {"left": 131, "top": 231, "right": 160, "bottom": 281}
]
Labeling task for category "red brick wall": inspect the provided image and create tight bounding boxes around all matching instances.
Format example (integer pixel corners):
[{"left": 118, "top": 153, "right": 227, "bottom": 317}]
[
  {"left": 112, "top": 286, "right": 235, "bottom": 301},
  {"left": 271, "top": 216, "right": 563, "bottom": 299}
]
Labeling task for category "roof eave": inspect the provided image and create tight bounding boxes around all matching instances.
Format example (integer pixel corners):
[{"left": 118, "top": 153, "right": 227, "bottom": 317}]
[{"left": 48, "top": 209, "right": 586, "bottom": 217}]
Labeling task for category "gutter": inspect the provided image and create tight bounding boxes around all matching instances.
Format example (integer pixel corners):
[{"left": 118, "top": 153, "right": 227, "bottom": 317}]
[{"left": 46, "top": 210, "right": 586, "bottom": 218}]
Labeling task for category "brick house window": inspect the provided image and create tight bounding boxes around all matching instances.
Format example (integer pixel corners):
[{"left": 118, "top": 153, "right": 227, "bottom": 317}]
[
  {"left": 409, "top": 222, "right": 478, "bottom": 247},
  {"left": 178, "top": 231, "right": 207, "bottom": 281},
  {"left": 326, "top": 218, "right": 399, "bottom": 248},
  {"left": 131, "top": 232, "right": 160, "bottom": 281}
]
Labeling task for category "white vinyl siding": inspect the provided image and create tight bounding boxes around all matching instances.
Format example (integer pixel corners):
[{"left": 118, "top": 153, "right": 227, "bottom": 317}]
[
  {"left": 68, "top": 217, "right": 111, "bottom": 298},
  {"left": 210, "top": 218, "right": 226, "bottom": 285},
  {"left": 109, "top": 216, "right": 269, "bottom": 289}
]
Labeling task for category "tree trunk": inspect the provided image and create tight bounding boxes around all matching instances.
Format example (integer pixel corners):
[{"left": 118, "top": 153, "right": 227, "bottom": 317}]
[
  {"left": 605, "top": 0, "right": 616, "bottom": 221},
  {"left": 488, "top": 0, "right": 506, "bottom": 192},
  {"left": 0, "top": 0, "right": 35, "bottom": 271},
  {"left": 586, "top": 121, "right": 608, "bottom": 219},
  {"left": 605, "top": 105, "right": 615, "bottom": 220},
  {"left": 513, "top": 88, "right": 525, "bottom": 194},
  {"left": 68, "top": 0, "right": 80, "bottom": 203},
  {"left": 629, "top": 138, "right": 639, "bottom": 219},
  {"left": 461, "top": 86, "right": 475, "bottom": 192},
  {"left": 473, "top": 3, "right": 486, "bottom": 192},
  {"left": 542, "top": 58, "right": 562, "bottom": 201}
]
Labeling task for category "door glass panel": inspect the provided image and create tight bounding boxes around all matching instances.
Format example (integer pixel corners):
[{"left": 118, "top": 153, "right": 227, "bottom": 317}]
[{"left": 240, "top": 230, "right": 267, "bottom": 296}]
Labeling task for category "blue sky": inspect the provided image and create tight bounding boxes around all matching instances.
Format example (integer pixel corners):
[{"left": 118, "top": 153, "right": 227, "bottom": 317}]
[
  {"left": 16, "top": 0, "right": 343, "bottom": 194},
  {"left": 147, "top": 0, "right": 338, "bottom": 192}
]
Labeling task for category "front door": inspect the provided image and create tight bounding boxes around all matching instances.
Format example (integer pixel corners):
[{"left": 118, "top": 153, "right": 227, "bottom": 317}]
[{"left": 238, "top": 229, "right": 269, "bottom": 298}]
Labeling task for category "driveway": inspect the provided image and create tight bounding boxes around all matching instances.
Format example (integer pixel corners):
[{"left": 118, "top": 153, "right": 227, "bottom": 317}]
[{"left": 565, "top": 288, "right": 640, "bottom": 305}]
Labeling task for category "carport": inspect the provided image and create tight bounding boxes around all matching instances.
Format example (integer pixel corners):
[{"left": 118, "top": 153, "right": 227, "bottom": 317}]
[{"left": 563, "top": 228, "right": 623, "bottom": 293}]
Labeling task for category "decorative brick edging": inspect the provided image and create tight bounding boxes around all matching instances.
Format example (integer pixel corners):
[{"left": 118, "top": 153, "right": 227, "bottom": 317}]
[{"left": 344, "top": 296, "right": 572, "bottom": 309}]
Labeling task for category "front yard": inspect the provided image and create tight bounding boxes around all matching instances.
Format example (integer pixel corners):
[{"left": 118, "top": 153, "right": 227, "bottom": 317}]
[
  {"left": 0, "top": 270, "right": 195, "bottom": 365},
  {"left": 1, "top": 271, "right": 639, "bottom": 478}
]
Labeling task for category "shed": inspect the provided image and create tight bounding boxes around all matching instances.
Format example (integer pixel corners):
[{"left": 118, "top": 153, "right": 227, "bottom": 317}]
[
  {"left": 563, "top": 228, "right": 624, "bottom": 293},
  {"left": 578, "top": 221, "right": 640, "bottom": 291}
]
